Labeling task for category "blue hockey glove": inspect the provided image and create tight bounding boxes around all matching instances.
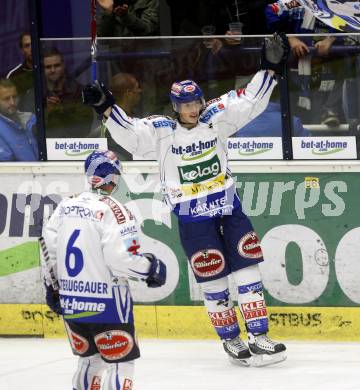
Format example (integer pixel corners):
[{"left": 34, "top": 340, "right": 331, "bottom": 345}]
[
  {"left": 143, "top": 253, "right": 167, "bottom": 288},
  {"left": 82, "top": 81, "right": 115, "bottom": 115},
  {"left": 260, "top": 32, "right": 290, "bottom": 75},
  {"left": 44, "top": 284, "right": 62, "bottom": 315}
]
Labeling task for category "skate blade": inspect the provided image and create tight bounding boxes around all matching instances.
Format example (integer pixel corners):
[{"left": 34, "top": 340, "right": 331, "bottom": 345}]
[
  {"left": 228, "top": 355, "right": 251, "bottom": 367},
  {"left": 250, "top": 352, "right": 287, "bottom": 367}
]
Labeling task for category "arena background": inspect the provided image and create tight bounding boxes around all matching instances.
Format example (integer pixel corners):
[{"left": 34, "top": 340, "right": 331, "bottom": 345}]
[{"left": 0, "top": 161, "right": 359, "bottom": 340}]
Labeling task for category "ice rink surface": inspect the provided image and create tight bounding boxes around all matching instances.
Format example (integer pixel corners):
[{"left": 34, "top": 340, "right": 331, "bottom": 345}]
[{"left": 0, "top": 338, "right": 359, "bottom": 390}]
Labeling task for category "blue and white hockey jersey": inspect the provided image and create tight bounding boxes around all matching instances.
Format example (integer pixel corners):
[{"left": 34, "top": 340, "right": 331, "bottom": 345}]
[
  {"left": 104, "top": 70, "right": 277, "bottom": 222},
  {"left": 42, "top": 192, "right": 152, "bottom": 323}
]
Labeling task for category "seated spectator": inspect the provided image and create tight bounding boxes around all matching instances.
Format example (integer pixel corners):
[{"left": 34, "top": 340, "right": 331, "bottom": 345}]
[
  {"left": 233, "top": 101, "right": 310, "bottom": 137},
  {"left": 6, "top": 32, "right": 33, "bottom": 111},
  {"left": 41, "top": 47, "right": 93, "bottom": 138},
  {"left": 97, "top": 0, "right": 159, "bottom": 36},
  {"left": 98, "top": 72, "right": 142, "bottom": 160},
  {"left": 0, "top": 79, "right": 38, "bottom": 161}
]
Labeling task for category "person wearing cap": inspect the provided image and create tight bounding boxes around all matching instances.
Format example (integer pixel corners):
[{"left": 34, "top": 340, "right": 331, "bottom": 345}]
[
  {"left": 40, "top": 149, "right": 166, "bottom": 389},
  {"left": 82, "top": 34, "right": 289, "bottom": 367}
]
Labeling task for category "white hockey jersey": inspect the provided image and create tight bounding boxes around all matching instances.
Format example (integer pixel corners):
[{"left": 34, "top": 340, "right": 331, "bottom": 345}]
[
  {"left": 105, "top": 70, "right": 277, "bottom": 222},
  {"left": 42, "top": 191, "right": 152, "bottom": 323}
]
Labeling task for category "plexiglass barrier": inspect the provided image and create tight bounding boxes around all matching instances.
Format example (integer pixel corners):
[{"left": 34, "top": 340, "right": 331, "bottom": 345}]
[{"left": 2, "top": 34, "right": 360, "bottom": 161}]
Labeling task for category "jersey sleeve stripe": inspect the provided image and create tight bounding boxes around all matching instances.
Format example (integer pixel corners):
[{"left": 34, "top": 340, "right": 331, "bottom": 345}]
[
  {"left": 110, "top": 111, "right": 128, "bottom": 129},
  {"left": 260, "top": 77, "right": 274, "bottom": 99},
  {"left": 112, "top": 105, "right": 133, "bottom": 126},
  {"left": 254, "top": 71, "right": 269, "bottom": 98}
]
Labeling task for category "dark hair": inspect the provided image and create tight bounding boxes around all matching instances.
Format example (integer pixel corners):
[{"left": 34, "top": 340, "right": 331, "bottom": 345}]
[
  {"left": 19, "top": 32, "right": 31, "bottom": 48},
  {"left": 42, "top": 46, "right": 63, "bottom": 61}
]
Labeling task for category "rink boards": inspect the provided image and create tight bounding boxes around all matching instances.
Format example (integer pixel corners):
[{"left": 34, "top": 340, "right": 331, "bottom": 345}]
[
  {"left": 0, "top": 161, "right": 360, "bottom": 340},
  {"left": 0, "top": 304, "right": 359, "bottom": 341}
]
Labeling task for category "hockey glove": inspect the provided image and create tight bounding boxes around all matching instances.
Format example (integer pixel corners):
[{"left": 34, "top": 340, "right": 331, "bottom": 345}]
[
  {"left": 260, "top": 32, "right": 290, "bottom": 75},
  {"left": 143, "top": 253, "right": 167, "bottom": 288},
  {"left": 82, "top": 81, "right": 115, "bottom": 115},
  {"left": 44, "top": 283, "right": 62, "bottom": 315}
]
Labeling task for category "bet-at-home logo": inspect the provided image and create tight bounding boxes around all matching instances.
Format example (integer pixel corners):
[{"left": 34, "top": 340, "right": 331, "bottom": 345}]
[
  {"left": 178, "top": 155, "right": 221, "bottom": 184},
  {"left": 300, "top": 140, "right": 348, "bottom": 155},
  {"left": 171, "top": 138, "right": 217, "bottom": 161}
]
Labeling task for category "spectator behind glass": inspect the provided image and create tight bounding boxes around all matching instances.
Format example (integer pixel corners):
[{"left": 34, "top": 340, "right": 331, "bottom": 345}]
[
  {"left": 233, "top": 102, "right": 310, "bottom": 137},
  {"left": 97, "top": 72, "right": 143, "bottom": 160},
  {"left": 40, "top": 47, "right": 93, "bottom": 138},
  {"left": 97, "top": 0, "right": 159, "bottom": 36},
  {"left": 266, "top": 1, "right": 347, "bottom": 128},
  {"left": 6, "top": 32, "right": 33, "bottom": 111},
  {"left": 0, "top": 79, "right": 38, "bottom": 161}
]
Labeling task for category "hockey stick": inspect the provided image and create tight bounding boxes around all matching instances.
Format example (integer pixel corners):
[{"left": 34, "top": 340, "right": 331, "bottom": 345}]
[
  {"left": 39, "top": 236, "right": 59, "bottom": 290},
  {"left": 91, "top": 0, "right": 98, "bottom": 81}
]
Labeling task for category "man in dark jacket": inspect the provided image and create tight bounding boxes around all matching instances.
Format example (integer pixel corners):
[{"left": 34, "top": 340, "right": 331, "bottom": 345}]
[{"left": 97, "top": 0, "right": 159, "bottom": 36}]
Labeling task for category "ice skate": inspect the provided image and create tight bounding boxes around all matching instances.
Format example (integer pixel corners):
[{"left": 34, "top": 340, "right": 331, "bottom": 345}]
[
  {"left": 248, "top": 333, "right": 287, "bottom": 367},
  {"left": 223, "top": 336, "right": 251, "bottom": 367}
]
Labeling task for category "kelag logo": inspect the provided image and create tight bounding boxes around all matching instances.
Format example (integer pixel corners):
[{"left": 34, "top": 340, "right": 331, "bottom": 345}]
[
  {"left": 300, "top": 140, "right": 348, "bottom": 155},
  {"left": 228, "top": 140, "right": 274, "bottom": 156},
  {"left": 178, "top": 155, "right": 221, "bottom": 184}
]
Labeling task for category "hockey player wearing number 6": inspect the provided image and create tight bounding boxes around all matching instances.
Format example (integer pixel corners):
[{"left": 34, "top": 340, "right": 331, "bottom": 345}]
[
  {"left": 41, "top": 150, "right": 166, "bottom": 389},
  {"left": 82, "top": 33, "right": 289, "bottom": 367}
]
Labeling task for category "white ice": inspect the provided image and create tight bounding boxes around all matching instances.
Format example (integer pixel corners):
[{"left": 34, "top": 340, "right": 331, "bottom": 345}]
[{"left": 0, "top": 338, "right": 359, "bottom": 390}]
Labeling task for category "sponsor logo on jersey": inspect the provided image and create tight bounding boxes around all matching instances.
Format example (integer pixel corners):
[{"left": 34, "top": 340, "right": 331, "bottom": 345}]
[
  {"left": 208, "top": 307, "right": 238, "bottom": 327},
  {"left": 171, "top": 138, "right": 217, "bottom": 161},
  {"left": 126, "top": 238, "right": 141, "bottom": 255},
  {"left": 237, "top": 232, "right": 263, "bottom": 259},
  {"left": 100, "top": 196, "right": 126, "bottom": 224},
  {"left": 61, "top": 297, "right": 106, "bottom": 316},
  {"left": 199, "top": 103, "right": 225, "bottom": 123},
  {"left": 168, "top": 187, "right": 183, "bottom": 199},
  {"left": 190, "top": 249, "right": 225, "bottom": 277},
  {"left": 123, "top": 379, "right": 133, "bottom": 390},
  {"left": 146, "top": 115, "right": 167, "bottom": 120},
  {"left": 189, "top": 196, "right": 233, "bottom": 218},
  {"left": 90, "top": 376, "right": 101, "bottom": 390},
  {"left": 95, "top": 330, "right": 134, "bottom": 360},
  {"left": 205, "top": 97, "right": 221, "bottom": 107},
  {"left": 59, "top": 205, "right": 104, "bottom": 221},
  {"left": 241, "top": 300, "right": 267, "bottom": 320},
  {"left": 66, "top": 325, "right": 90, "bottom": 354},
  {"left": 120, "top": 225, "right": 137, "bottom": 236},
  {"left": 181, "top": 173, "right": 225, "bottom": 196},
  {"left": 124, "top": 205, "right": 135, "bottom": 220},
  {"left": 238, "top": 281, "right": 263, "bottom": 295},
  {"left": 153, "top": 119, "right": 176, "bottom": 129},
  {"left": 178, "top": 155, "right": 221, "bottom": 184}
]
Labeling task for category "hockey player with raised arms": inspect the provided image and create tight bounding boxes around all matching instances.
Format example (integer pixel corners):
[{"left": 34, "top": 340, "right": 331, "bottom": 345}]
[
  {"left": 82, "top": 33, "right": 289, "bottom": 367},
  {"left": 41, "top": 150, "right": 166, "bottom": 389}
]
